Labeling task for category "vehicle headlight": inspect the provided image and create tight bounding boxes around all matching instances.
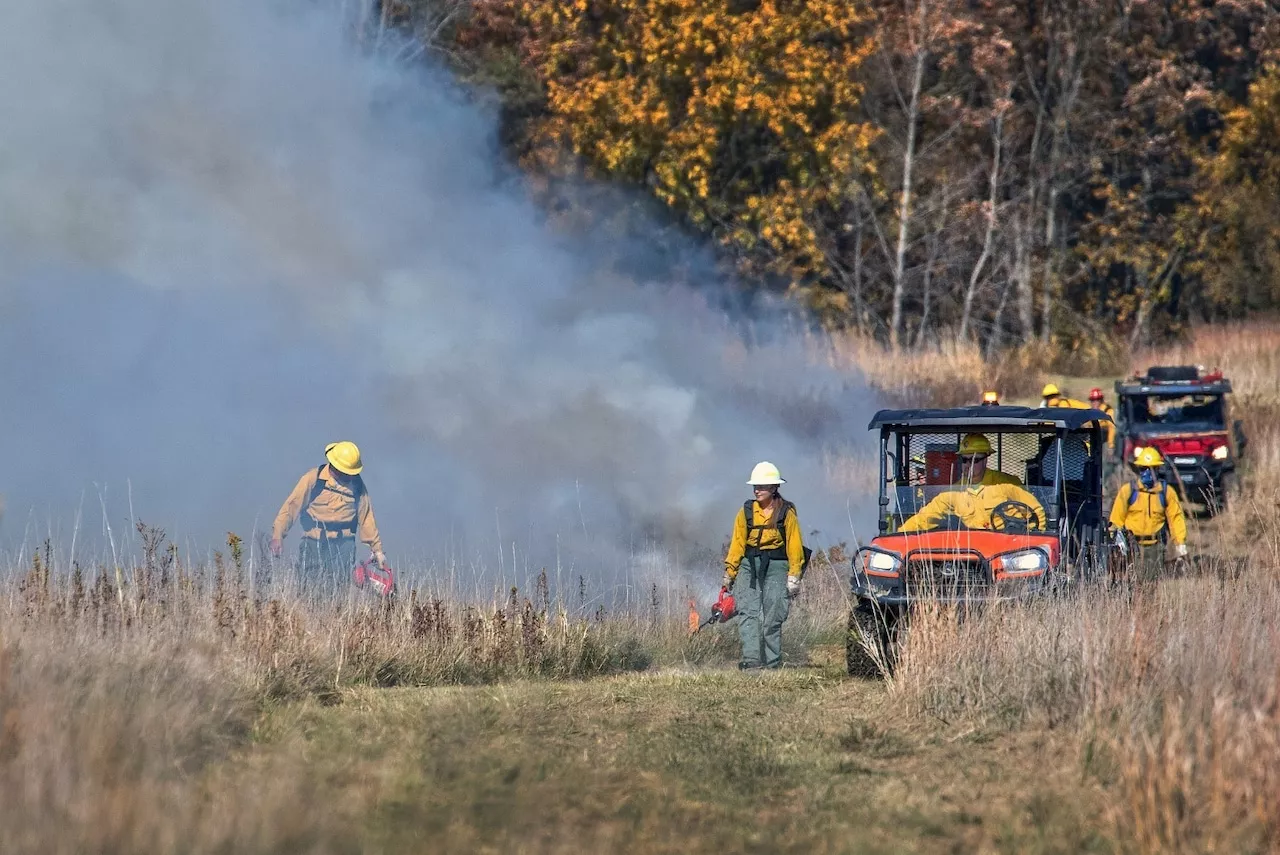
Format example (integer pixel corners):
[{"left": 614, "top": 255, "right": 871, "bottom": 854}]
[
  {"left": 1212, "top": 445, "right": 1229, "bottom": 460},
  {"left": 999, "top": 549, "right": 1047, "bottom": 573},
  {"left": 867, "top": 552, "right": 901, "bottom": 572}
]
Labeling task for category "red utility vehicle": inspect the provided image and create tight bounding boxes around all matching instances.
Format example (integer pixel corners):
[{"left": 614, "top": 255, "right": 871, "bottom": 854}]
[{"left": 1114, "top": 366, "right": 1246, "bottom": 513}]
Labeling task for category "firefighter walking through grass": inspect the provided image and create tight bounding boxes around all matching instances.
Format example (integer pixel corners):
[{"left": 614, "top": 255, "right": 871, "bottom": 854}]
[
  {"left": 270, "top": 441, "right": 386, "bottom": 593},
  {"left": 1108, "top": 448, "right": 1188, "bottom": 581},
  {"left": 722, "top": 462, "right": 807, "bottom": 670}
]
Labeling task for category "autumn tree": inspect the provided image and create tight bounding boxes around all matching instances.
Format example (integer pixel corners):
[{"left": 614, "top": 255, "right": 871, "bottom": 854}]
[
  {"left": 1189, "top": 67, "right": 1280, "bottom": 317},
  {"left": 516, "top": 0, "right": 878, "bottom": 303},
  {"left": 410, "top": 0, "right": 1280, "bottom": 347}
]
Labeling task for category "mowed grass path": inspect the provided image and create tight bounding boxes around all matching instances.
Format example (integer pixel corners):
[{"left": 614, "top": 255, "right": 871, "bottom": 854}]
[{"left": 250, "top": 668, "right": 1107, "bottom": 854}]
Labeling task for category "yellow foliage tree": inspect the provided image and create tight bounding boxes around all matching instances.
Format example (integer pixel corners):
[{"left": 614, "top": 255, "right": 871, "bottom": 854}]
[
  {"left": 1187, "top": 68, "right": 1280, "bottom": 315},
  {"left": 519, "top": 0, "right": 878, "bottom": 294}
]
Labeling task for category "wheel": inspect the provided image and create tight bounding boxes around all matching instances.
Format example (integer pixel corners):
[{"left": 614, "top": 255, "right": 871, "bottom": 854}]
[
  {"left": 846, "top": 601, "right": 896, "bottom": 678},
  {"left": 1209, "top": 472, "right": 1238, "bottom": 516}
]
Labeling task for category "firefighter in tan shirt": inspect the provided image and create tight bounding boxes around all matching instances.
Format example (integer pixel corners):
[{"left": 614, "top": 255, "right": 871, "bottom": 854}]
[{"left": 270, "top": 441, "right": 385, "bottom": 591}]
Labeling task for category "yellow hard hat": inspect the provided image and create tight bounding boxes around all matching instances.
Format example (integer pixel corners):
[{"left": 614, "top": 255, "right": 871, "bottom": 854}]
[
  {"left": 747, "top": 461, "right": 785, "bottom": 485},
  {"left": 325, "top": 441, "right": 363, "bottom": 475},
  {"left": 1133, "top": 447, "right": 1164, "bottom": 468},
  {"left": 1041, "top": 383, "right": 1061, "bottom": 398},
  {"left": 958, "top": 434, "right": 993, "bottom": 456}
]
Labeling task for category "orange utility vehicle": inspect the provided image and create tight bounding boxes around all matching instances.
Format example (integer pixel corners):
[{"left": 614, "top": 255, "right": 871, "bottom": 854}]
[{"left": 848, "top": 405, "right": 1110, "bottom": 676}]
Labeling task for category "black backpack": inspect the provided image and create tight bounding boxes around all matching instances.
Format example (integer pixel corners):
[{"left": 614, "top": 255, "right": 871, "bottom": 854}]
[{"left": 742, "top": 499, "right": 814, "bottom": 576}]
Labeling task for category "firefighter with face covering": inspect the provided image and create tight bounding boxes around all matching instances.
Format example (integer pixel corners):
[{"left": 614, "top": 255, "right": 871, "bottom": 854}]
[
  {"left": 722, "top": 462, "right": 808, "bottom": 670},
  {"left": 270, "top": 441, "right": 386, "bottom": 593},
  {"left": 1109, "top": 447, "right": 1188, "bottom": 581}
]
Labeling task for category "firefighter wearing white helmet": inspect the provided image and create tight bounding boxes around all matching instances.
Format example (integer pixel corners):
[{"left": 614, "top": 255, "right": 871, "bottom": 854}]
[
  {"left": 722, "top": 461, "right": 810, "bottom": 670},
  {"left": 271, "top": 441, "right": 386, "bottom": 593},
  {"left": 1108, "top": 447, "right": 1188, "bottom": 581}
]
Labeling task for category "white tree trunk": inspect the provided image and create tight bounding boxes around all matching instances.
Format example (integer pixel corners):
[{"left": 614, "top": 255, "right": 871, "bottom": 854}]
[
  {"left": 889, "top": 0, "right": 928, "bottom": 351},
  {"left": 1012, "top": 213, "right": 1034, "bottom": 339},
  {"left": 960, "top": 109, "right": 1004, "bottom": 341}
]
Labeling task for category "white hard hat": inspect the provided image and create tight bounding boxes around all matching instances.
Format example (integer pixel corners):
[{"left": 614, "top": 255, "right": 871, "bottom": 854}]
[{"left": 747, "top": 461, "right": 785, "bottom": 485}]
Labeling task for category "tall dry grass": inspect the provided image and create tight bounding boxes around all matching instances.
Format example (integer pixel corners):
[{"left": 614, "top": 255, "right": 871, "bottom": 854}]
[
  {"left": 893, "top": 569, "right": 1280, "bottom": 851},
  {"left": 0, "top": 524, "right": 753, "bottom": 852},
  {"left": 0, "top": 631, "right": 350, "bottom": 854},
  {"left": 827, "top": 330, "right": 1129, "bottom": 407},
  {"left": 883, "top": 321, "right": 1280, "bottom": 853}
]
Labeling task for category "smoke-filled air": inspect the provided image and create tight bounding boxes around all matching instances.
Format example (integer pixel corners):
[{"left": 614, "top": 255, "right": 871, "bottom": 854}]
[{"left": 0, "top": 0, "right": 873, "bottom": 594}]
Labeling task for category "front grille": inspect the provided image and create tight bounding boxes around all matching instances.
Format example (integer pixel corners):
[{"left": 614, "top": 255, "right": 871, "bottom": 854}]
[{"left": 904, "top": 559, "right": 991, "bottom": 595}]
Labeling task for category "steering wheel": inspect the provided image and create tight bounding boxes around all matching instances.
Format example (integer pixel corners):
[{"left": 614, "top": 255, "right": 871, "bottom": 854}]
[{"left": 990, "top": 501, "right": 1041, "bottom": 534}]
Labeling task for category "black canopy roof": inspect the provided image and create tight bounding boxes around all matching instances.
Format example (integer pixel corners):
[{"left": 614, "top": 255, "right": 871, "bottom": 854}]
[
  {"left": 868, "top": 405, "right": 1112, "bottom": 431},
  {"left": 1114, "top": 380, "right": 1232, "bottom": 396}
]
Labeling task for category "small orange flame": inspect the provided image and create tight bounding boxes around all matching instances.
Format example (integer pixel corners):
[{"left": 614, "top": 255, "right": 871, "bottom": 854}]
[{"left": 688, "top": 599, "right": 700, "bottom": 635}]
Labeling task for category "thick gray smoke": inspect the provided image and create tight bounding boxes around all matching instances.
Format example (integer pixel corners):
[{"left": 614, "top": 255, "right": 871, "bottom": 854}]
[{"left": 0, "top": 0, "right": 874, "bottom": 592}]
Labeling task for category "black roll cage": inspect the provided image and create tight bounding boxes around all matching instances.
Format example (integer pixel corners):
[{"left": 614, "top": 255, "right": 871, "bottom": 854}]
[{"left": 870, "top": 418, "right": 1109, "bottom": 567}]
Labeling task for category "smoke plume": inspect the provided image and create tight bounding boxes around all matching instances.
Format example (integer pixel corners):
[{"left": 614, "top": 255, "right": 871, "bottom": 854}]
[{"left": 0, "top": 0, "right": 874, "bottom": 592}]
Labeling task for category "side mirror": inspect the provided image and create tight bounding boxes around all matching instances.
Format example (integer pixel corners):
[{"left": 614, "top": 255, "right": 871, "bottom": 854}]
[{"left": 1234, "top": 420, "right": 1248, "bottom": 456}]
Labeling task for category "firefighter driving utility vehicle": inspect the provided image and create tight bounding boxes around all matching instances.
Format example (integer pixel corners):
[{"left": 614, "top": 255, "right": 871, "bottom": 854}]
[
  {"left": 1114, "top": 366, "right": 1246, "bottom": 513},
  {"left": 847, "top": 405, "right": 1110, "bottom": 677}
]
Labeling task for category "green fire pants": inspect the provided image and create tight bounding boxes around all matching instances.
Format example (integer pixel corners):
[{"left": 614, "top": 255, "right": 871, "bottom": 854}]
[
  {"left": 1134, "top": 542, "right": 1167, "bottom": 583},
  {"left": 731, "top": 555, "right": 793, "bottom": 669},
  {"left": 297, "top": 537, "right": 356, "bottom": 596}
]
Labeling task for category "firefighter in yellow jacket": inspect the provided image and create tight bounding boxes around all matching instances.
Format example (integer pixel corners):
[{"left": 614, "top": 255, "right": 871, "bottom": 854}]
[
  {"left": 722, "top": 461, "right": 807, "bottom": 670},
  {"left": 1041, "top": 383, "right": 1091, "bottom": 410},
  {"left": 270, "top": 441, "right": 385, "bottom": 591},
  {"left": 900, "top": 482, "right": 1047, "bottom": 533},
  {"left": 1109, "top": 447, "right": 1188, "bottom": 581}
]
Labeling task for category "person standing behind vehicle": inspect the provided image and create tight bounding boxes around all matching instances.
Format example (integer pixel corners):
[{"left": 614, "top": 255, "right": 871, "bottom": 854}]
[
  {"left": 1088, "top": 387, "right": 1117, "bottom": 451},
  {"left": 722, "top": 462, "right": 807, "bottom": 670},
  {"left": 270, "top": 441, "right": 386, "bottom": 593},
  {"left": 1041, "top": 383, "right": 1091, "bottom": 410},
  {"left": 1108, "top": 448, "right": 1188, "bottom": 581}
]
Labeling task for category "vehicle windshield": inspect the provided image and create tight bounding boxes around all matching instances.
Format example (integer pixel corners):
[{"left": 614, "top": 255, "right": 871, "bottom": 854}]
[
  {"left": 885, "top": 428, "right": 1084, "bottom": 533},
  {"left": 1127, "top": 394, "right": 1224, "bottom": 428}
]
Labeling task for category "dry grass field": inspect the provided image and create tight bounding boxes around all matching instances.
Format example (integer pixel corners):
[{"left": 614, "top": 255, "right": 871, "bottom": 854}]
[{"left": 5, "top": 322, "right": 1280, "bottom": 853}]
